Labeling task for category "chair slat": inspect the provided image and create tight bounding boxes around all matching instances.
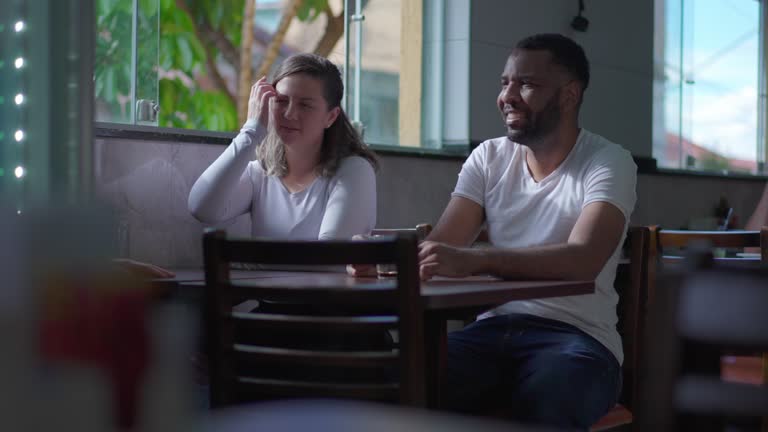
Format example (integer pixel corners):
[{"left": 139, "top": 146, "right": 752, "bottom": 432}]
[
  {"left": 679, "top": 270, "right": 768, "bottom": 348},
  {"left": 223, "top": 237, "right": 405, "bottom": 266},
  {"left": 658, "top": 230, "right": 761, "bottom": 249},
  {"left": 230, "top": 312, "right": 398, "bottom": 333},
  {"left": 676, "top": 376, "right": 768, "bottom": 418},
  {"left": 237, "top": 377, "right": 399, "bottom": 400},
  {"left": 223, "top": 281, "right": 398, "bottom": 309},
  {"left": 232, "top": 344, "right": 399, "bottom": 368}
]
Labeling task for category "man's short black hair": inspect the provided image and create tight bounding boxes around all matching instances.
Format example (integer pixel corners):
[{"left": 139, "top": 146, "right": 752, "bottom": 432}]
[{"left": 515, "top": 33, "right": 590, "bottom": 91}]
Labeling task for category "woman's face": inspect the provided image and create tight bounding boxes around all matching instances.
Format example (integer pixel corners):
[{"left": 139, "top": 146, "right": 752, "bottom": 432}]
[{"left": 273, "top": 73, "right": 340, "bottom": 147}]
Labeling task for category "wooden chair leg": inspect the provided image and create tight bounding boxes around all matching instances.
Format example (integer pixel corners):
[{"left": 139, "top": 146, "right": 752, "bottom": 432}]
[{"left": 763, "top": 353, "right": 768, "bottom": 432}]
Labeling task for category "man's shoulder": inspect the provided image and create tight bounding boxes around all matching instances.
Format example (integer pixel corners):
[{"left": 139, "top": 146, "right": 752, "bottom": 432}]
[
  {"left": 471, "top": 136, "right": 518, "bottom": 160},
  {"left": 578, "top": 129, "right": 634, "bottom": 164}
]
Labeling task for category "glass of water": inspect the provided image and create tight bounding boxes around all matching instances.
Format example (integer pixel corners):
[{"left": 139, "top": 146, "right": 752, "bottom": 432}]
[{"left": 372, "top": 234, "right": 398, "bottom": 278}]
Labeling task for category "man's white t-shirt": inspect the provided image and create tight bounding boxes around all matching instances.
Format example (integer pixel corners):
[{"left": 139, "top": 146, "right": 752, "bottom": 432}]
[
  {"left": 188, "top": 119, "right": 377, "bottom": 240},
  {"left": 452, "top": 129, "right": 637, "bottom": 363}
]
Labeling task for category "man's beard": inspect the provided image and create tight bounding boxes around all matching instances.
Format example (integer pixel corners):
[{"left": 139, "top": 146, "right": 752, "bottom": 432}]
[{"left": 506, "top": 91, "right": 562, "bottom": 147}]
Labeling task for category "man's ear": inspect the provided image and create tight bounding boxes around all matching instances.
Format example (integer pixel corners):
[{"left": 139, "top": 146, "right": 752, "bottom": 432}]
[{"left": 561, "top": 81, "right": 582, "bottom": 111}]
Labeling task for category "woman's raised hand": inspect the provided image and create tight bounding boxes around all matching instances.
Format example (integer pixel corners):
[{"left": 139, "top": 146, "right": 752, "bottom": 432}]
[{"left": 247, "top": 76, "right": 276, "bottom": 128}]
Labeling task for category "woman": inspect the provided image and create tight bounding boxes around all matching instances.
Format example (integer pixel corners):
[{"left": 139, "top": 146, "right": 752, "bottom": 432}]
[
  {"left": 187, "top": 56, "right": 385, "bottom": 400},
  {"left": 188, "top": 53, "right": 378, "bottom": 240}
]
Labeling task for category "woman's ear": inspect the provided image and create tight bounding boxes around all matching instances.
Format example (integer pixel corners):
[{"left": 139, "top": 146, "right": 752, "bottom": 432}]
[{"left": 326, "top": 106, "right": 341, "bottom": 128}]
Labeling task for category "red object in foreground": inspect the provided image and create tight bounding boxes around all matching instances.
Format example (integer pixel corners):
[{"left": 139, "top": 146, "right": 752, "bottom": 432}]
[{"left": 39, "top": 273, "right": 150, "bottom": 428}]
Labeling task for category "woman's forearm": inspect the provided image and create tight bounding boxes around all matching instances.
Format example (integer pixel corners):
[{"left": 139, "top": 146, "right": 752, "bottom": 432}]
[{"left": 188, "top": 121, "right": 266, "bottom": 223}]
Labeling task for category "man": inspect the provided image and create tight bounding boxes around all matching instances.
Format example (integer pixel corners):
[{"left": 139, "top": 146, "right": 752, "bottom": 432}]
[{"left": 419, "top": 34, "right": 636, "bottom": 428}]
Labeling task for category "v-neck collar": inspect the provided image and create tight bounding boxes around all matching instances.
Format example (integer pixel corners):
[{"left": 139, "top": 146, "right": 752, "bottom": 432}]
[{"left": 522, "top": 129, "right": 585, "bottom": 186}]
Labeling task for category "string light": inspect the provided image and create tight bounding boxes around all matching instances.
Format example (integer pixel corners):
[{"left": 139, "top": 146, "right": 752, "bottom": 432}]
[{"left": 11, "top": 12, "right": 28, "bottom": 214}]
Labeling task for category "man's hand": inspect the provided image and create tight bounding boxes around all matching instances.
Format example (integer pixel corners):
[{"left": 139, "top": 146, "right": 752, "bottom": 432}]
[{"left": 418, "top": 241, "right": 479, "bottom": 281}]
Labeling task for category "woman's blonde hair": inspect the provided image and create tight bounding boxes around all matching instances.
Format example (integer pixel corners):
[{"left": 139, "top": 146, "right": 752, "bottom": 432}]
[{"left": 256, "top": 53, "right": 378, "bottom": 177}]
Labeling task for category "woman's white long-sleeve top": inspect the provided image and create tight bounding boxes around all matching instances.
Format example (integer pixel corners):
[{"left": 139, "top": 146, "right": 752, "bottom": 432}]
[{"left": 188, "top": 119, "right": 377, "bottom": 239}]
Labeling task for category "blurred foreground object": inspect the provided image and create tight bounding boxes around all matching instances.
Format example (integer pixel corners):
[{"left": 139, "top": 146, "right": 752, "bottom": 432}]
[
  {"left": 0, "top": 205, "right": 195, "bottom": 431},
  {"left": 203, "top": 399, "right": 555, "bottom": 432}
]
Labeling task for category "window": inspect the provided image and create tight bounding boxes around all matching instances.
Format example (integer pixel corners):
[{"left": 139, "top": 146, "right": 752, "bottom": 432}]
[
  {"left": 94, "top": 0, "right": 413, "bottom": 148},
  {"left": 95, "top": 0, "right": 159, "bottom": 125},
  {"left": 653, "top": 0, "right": 766, "bottom": 175}
]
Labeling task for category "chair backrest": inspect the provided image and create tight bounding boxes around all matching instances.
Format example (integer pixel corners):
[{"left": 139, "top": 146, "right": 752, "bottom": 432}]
[
  {"left": 202, "top": 229, "right": 425, "bottom": 409},
  {"left": 371, "top": 223, "right": 432, "bottom": 240},
  {"left": 648, "top": 226, "right": 767, "bottom": 303},
  {"left": 638, "top": 251, "right": 768, "bottom": 431},
  {"left": 651, "top": 226, "right": 767, "bottom": 261},
  {"left": 614, "top": 226, "right": 652, "bottom": 412}
]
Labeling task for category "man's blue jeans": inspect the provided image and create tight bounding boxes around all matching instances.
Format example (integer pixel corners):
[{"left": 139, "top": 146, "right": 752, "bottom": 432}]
[{"left": 444, "top": 313, "right": 621, "bottom": 429}]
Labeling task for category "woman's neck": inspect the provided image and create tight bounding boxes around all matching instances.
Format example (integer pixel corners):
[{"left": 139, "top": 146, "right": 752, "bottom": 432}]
[{"left": 283, "top": 144, "right": 322, "bottom": 185}]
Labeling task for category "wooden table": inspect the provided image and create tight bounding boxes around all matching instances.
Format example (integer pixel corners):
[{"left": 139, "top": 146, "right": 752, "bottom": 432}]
[
  {"left": 155, "top": 269, "right": 594, "bottom": 407},
  {"left": 156, "top": 270, "right": 593, "bottom": 313}
]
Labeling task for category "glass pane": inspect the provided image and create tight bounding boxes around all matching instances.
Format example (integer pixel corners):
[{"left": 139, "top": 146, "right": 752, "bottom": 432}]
[
  {"left": 95, "top": 0, "right": 134, "bottom": 123},
  {"left": 655, "top": 0, "right": 761, "bottom": 174},
  {"left": 155, "top": 0, "right": 350, "bottom": 132},
  {"left": 136, "top": 0, "right": 159, "bottom": 125},
  {"left": 357, "top": 0, "right": 400, "bottom": 146},
  {"left": 654, "top": 0, "right": 684, "bottom": 169},
  {"left": 95, "top": 0, "right": 159, "bottom": 125}
]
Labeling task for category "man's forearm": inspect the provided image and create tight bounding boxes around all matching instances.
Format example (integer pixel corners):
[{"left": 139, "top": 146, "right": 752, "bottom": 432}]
[{"left": 469, "top": 243, "right": 604, "bottom": 280}]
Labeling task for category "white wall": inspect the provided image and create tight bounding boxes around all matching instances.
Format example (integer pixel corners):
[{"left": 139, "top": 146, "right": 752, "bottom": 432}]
[
  {"left": 94, "top": 136, "right": 766, "bottom": 267},
  {"left": 93, "top": 137, "right": 464, "bottom": 267}
]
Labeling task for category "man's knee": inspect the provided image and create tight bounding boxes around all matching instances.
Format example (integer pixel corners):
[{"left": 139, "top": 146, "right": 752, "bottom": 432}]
[{"left": 511, "top": 351, "right": 620, "bottom": 427}]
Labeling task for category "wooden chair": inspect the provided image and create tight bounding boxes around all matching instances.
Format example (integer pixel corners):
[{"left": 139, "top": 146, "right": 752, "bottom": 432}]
[
  {"left": 202, "top": 229, "right": 426, "bottom": 408},
  {"left": 637, "top": 252, "right": 768, "bottom": 431},
  {"left": 649, "top": 226, "right": 768, "bottom": 387},
  {"left": 590, "top": 226, "right": 652, "bottom": 431}
]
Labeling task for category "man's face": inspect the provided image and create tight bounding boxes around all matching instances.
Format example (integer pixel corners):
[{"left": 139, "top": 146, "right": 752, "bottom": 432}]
[{"left": 497, "top": 50, "right": 572, "bottom": 145}]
